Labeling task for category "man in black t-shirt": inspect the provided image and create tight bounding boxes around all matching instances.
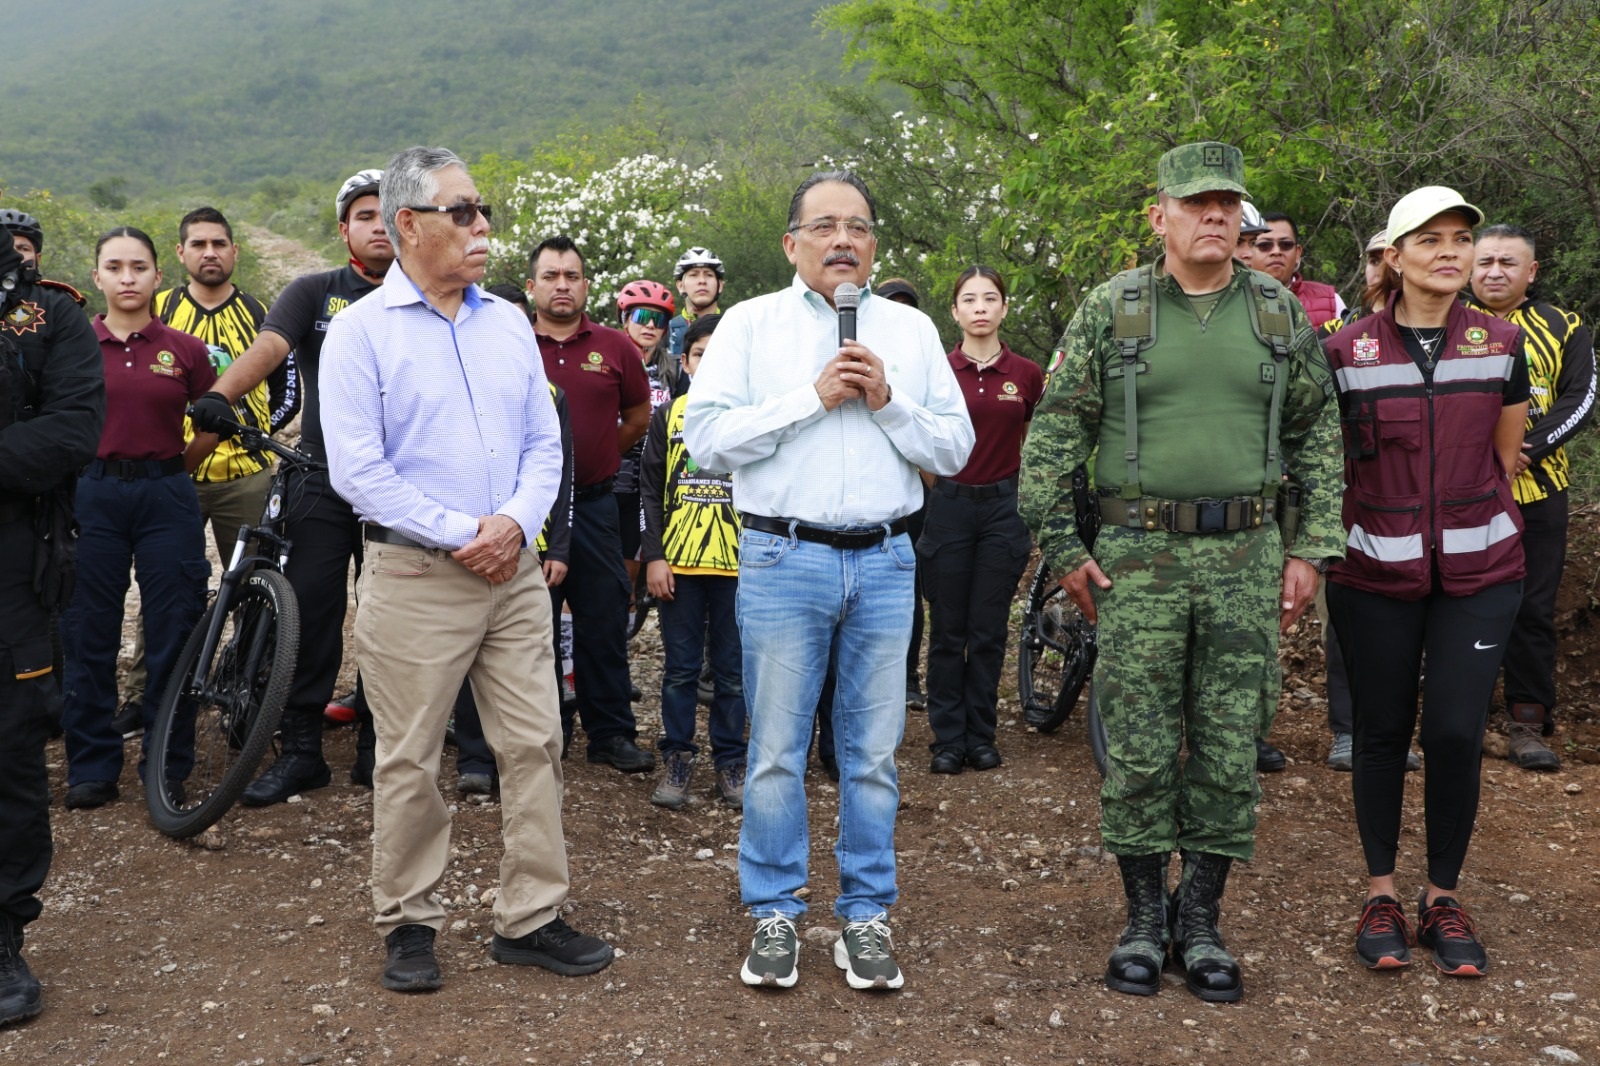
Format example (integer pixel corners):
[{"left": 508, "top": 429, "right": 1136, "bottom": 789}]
[{"left": 191, "top": 169, "right": 392, "bottom": 806}]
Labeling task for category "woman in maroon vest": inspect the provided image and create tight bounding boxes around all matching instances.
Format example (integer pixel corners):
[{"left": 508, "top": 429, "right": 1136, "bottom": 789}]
[{"left": 1322, "top": 188, "right": 1529, "bottom": 978}]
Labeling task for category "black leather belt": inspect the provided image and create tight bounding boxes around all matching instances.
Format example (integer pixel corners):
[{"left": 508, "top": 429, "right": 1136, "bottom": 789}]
[
  {"left": 1098, "top": 495, "right": 1269, "bottom": 534},
  {"left": 935, "top": 476, "right": 1016, "bottom": 500},
  {"left": 88, "top": 456, "right": 186, "bottom": 480},
  {"left": 573, "top": 476, "right": 616, "bottom": 503},
  {"left": 363, "top": 524, "right": 430, "bottom": 549},
  {"left": 741, "top": 513, "right": 909, "bottom": 549}
]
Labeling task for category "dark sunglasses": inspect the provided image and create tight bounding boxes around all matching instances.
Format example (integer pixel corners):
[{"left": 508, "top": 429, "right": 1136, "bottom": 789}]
[
  {"left": 1252, "top": 238, "right": 1298, "bottom": 253},
  {"left": 626, "top": 307, "right": 669, "bottom": 329},
  {"left": 405, "top": 202, "right": 492, "bottom": 226}
]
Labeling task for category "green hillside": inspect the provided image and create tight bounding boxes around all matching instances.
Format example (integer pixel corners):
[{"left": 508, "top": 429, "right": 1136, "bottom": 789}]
[{"left": 3, "top": 0, "right": 844, "bottom": 195}]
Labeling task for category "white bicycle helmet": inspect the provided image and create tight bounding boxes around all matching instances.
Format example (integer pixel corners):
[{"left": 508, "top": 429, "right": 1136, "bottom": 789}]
[
  {"left": 673, "top": 246, "right": 724, "bottom": 279},
  {"left": 335, "top": 169, "right": 384, "bottom": 222}
]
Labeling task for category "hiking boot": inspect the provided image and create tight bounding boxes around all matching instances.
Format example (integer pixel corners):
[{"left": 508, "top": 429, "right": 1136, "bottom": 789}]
[
  {"left": 1417, "top": 893, "right": 1488, "bottom": 977},
  {"left": 1506, "top": 704, "right": 1560, "bottom": 771},
  {"left": 243, "top": 711, "right": 331, "bottom": 806},
  {"left": 588, "top": 736, "right": 656, "bottom": 774},
  {"left": 650, "top": 751, "right": 695, "bottom": 810},
  {"left": 1327, "top": 732, "right": 1353, "bottom": 772},
  {"left": 1170, "top": 852, "right": 1242, "bottom": 1002},
  {"left": 457, "top": 772, "right": 493, "bottom": 796},
  {"left": 1255, "top": 737, "right": 1285, "bottom": 773},
  {"left": 740, "top": 915, "right": 799, "bottom": 988},
  {"left": 834, "top": 913, "right": 903, "bottom": 990},
  {"left": 382, "top": 924, "right": 441, "bottom": 992},
  {"left": 112, "top": 700, "right": 143, "bottom": 740},
  {"left": 1106, "top": 853, "right": 1170, "bottom": 997},
  {"left": 491, "top": 917, "right": 613, "bottom": 976},
  {"left": 966, "top": 744, "right": 1002, "bottom": 771},
  {"left": 0, "top": 926, "right": 43, "bottom": 1028},
  {"left": 1355, "top": 895, "right": 1414, "bottom": 970},
  {"left": 715, "top": 759, "right": 746, "bottom": 810}
]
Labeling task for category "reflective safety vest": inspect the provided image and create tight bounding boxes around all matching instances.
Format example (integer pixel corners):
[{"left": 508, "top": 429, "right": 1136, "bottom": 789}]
[{"left": 1322, "top": 302, "right": 1526, "bottom": 599}]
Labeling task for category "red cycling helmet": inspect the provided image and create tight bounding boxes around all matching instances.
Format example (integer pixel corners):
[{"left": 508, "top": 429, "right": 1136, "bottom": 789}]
[{"left": 616, "top": 279, "right": 675, "bottom": 316}]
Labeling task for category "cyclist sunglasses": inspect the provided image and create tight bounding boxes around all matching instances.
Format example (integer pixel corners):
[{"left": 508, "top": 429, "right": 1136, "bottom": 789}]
[
  {"left": 626, "top": 307, "right": 670, "bottom": 329},
  {"left": 404, "top": 202, "right": 492, "bottom": 226},
  {"left": 1252, "top": 238, "right": 1298, "bottom": 253}
]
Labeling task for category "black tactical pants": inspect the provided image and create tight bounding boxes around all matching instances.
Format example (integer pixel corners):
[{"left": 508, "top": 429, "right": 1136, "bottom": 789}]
[{"left": 0, "top": 518, "right": 55, "bottom": 930}]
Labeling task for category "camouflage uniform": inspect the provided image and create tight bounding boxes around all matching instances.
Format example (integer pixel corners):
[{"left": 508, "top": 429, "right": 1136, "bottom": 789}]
[{"left": 1019, "top": 157, "right": 1343, "bottom": 862}]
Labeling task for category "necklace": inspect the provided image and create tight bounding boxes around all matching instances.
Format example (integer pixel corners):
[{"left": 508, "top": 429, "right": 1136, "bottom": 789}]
[
  {"left": 1401, "top": 324, "right": 1445, "bottom": 368},
  {"left": 965, "top": 348, "right": 1002, "bottom": 370}
]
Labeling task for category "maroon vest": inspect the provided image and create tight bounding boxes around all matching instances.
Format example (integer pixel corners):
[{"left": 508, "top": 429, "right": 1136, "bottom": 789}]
[
  {"left": 1290, "top": 275, "right": 1341, "bottom": 329},
  {"left": 1322, "top": 302, "right": 1525, "bottom": 599}
]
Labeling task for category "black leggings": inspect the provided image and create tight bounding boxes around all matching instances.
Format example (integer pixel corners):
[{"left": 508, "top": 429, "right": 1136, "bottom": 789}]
[{"left": 1327, "top": 579, "right": 1522, "bottom": 890}]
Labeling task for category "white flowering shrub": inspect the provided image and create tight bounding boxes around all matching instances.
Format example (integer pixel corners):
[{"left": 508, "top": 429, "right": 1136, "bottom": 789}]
[{"left": 488, "top": 154, "right": 721, "bottom": 316}]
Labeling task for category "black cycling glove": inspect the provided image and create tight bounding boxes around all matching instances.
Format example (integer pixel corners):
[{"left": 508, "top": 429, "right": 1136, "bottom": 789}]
[{"left": 190, "top": 391, "right": 239, "bottom": 436}]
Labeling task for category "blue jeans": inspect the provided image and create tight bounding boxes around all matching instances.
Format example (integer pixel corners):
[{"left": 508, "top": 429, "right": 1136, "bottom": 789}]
[
  {"left": 658, "top": 572, "right": 747, "bottom": 767},
  {"left": 61, "top": 470, "right": 208, "bottom": 786},
  {"left": 736, "top": 527, "right": 915, "bottom": 921}
]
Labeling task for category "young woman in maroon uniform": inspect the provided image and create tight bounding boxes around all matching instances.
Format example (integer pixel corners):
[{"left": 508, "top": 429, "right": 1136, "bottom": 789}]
[
  {"left": 1323, "top": 187, "right": 1530, "bottom": 977},
  {"left": 59, "top": 228, "right": 216, "bottom": 810},
  {"left": 920, "top": 267, "right": 1045, "bottom": 774}
]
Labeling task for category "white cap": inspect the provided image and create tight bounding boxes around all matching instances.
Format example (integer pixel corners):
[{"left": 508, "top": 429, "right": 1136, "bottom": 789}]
[{"left": 1386, "top": 186, "right": 1483, "bottom": 246}]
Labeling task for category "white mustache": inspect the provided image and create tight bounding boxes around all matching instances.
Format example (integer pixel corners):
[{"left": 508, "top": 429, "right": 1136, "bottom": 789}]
[
  {"left": 466, "top": 242, "right": 489, "bottom": 256},
  {"left": 824, "top": 252, "right": 859, "bottom": 267}
]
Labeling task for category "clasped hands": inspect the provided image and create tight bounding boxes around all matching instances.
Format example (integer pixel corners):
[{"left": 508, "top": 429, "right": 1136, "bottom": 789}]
[
  {"left": 452, "top": 514, "right": 525, "bottom": 585},
  {"left": 815, "top": 340, "right": 891, "bottom": 412}
]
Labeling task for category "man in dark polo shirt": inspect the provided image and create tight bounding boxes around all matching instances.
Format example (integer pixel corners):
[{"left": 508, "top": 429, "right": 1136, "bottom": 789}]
[{"left": 525, "top": 235, "right": 655, "bottom": 772}]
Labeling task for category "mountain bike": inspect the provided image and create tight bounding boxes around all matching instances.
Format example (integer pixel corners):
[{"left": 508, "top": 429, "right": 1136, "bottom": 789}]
[{"left": 146, "top": 419, "right": 321, "bottom": 837}]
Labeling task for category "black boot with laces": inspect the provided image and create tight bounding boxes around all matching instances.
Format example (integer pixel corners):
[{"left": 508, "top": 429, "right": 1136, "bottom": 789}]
[
  {"left": 1169, "top": 851, "right": 1242, "bottom": 1002},
  {"left": 1106, "top": 853, "right": 1170, "bottom": 996},
  {"left": 0, "top": 924, "right": 44, "bottom": 1027}
]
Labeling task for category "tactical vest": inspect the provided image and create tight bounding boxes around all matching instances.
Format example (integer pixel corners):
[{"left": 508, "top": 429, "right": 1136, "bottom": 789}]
[
  {"left": 1323, "top": 303, "right": 1526, "bottom": 599},
  {"left": 1105, "top": 263, "right": 1296, "bottom": 505},
  {"left": 1289, "top": 276, "right": 1340, "bottom": 329},
  {"left": 660, "top": 395, "right": 739, "bottom": 572}
]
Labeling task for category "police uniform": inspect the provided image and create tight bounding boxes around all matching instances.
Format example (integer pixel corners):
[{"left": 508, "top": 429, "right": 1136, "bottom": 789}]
[
  {"left": 0, "top": 232, "right": 105, "bottom": 1023},
  {"left": 1019, "top": 143, "right": 1343, "bottom": 1002}
]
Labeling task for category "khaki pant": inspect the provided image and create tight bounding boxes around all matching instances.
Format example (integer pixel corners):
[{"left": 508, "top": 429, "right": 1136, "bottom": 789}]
[
  {"left": 355, "top": 542, "right": 568, "bottom": 939},
  {"left": 124, "top": 468, "right": 272, "bottom": 703}
]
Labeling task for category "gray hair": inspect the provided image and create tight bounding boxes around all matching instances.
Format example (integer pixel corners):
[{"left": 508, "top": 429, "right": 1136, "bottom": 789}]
[
  {"left": 787, "top": 170, "right": 877, "bottom": 231},
  {"left": 1477, "top": 222, "right": 1536, "bottom": 258},
  {"left": 380, "top": 146, "right": 468, "bottom": 247}
]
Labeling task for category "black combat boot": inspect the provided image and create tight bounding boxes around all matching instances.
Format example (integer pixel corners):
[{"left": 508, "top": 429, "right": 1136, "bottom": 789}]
[
  {"left": 241, "top": 708, "right": 331, "bottom": 806},
  {"left": 0, "top": 922, "right": 43, "bottom": 1028},
  {"left": 1170, "top": 851, "right": 1243, "bottom": 1002},
  {"left": 1106, "top": 853, "right": 1170, "bottom": 996}
]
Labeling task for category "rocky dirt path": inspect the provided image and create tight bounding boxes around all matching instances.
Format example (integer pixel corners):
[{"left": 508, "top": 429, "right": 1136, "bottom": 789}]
[{"left": 237, "top": 223, "right": 333, "bottom": 294}]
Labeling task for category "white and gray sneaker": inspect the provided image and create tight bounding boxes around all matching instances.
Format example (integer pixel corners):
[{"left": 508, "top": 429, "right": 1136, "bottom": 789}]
[
  {"left": 834, "top": 913, "right": 904, "bottom": 990},
  {"left": 740, "top": 915, "right": 799, "bottom": 988}
]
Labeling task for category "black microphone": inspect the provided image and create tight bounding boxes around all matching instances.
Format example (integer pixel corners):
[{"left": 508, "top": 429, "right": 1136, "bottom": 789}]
[{"left": 834, "top": 282, "right": 860, "bottom": 347}]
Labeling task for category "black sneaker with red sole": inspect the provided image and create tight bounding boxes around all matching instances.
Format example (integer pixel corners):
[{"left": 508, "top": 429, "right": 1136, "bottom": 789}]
[
  {"left": 1355, "top": 895, "right": 1414, "bottom": 970},
  {"left": 1417, "top": 893, "right": 1488, "bottom": 977}
]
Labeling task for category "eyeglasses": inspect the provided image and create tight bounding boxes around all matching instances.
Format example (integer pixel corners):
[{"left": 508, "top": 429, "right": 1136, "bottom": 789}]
[
  {"left": 1252, "top": 238, "right": 1298, "bottom": 253},
  {"left": 405, "top": 202, "right": 493, "bottom": 226},
  {"left": 625, "top": 307, "right": 670, "bottom": 329},
  {"left": 788, "top": 216, "right": 874, "bottom": 240}
]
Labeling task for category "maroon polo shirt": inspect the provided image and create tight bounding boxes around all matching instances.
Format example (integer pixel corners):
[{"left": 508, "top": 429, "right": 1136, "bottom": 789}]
[
  {"left": 93, "top": 316, "right": 217, "bottom": 461},
  {"left": 537, "top": 314, "right": 651, "bottom": 488},
  {"left": 948, "top": 343, "right": 1046, "bottom": 485}
]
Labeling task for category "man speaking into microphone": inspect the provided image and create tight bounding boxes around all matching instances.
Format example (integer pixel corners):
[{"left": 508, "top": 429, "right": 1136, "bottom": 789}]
[{"left": 685, "top": 171, "right": 972, "bottom": 991}]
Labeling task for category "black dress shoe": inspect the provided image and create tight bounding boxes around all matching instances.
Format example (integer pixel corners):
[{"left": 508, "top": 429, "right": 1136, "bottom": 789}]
[
  {"left": 929, "top": 750, "right": 965, "bottom": 775},
  {"left": 64, "top": 781, "right": 119, "bottom": 810},
  {"left": 1255, "top": 738, "right": 1286, "bottom": 773},
  {"left": 587, "top": 736, "right": 656, "bottom": 773},
  {"left": 967, "top": 745, "right": 1003, "bottom": 771},
  {"left": 241, "top": 754, "right": 332, "bottom": 807},
  {"left": 382, "top": 925, "right": 442, "bottom": 992}
]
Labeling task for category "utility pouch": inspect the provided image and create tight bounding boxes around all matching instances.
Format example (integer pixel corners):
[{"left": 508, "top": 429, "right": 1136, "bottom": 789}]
[{"left": 1277, "top": 481, "right": 1303, "bottom": 551}]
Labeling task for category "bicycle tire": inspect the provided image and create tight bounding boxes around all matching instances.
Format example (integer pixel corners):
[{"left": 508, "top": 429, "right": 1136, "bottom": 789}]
[
  {"left": 147, "top": 570, "right": 300, "bottom": 838},
  {"left": 1017, "top": 566, "right": 1097, "bottom": 734},
  {"left": 1086, "top": 681, "right": 1110, "bottom": 778}
]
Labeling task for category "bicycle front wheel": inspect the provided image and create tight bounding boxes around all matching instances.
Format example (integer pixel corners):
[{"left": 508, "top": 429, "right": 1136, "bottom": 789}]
[
  {"left": 1017, "top": 566, "right": 1097, "bottom": 734},
  {"left": 147, "top": 570, "right": 300, "bottom": 838}
]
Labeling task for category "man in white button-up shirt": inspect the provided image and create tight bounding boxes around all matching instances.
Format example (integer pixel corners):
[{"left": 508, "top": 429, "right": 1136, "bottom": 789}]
[{"left": 685, "top": 171, "right": 973, "bottom": 991}]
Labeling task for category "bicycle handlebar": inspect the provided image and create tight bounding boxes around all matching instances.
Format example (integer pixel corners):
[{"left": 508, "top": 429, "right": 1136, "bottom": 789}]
[{"left": 200, "top": 411, "right": 324, "bottom": 470}]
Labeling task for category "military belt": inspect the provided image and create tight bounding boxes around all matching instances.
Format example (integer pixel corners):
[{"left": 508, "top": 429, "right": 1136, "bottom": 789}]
[{"left": 1097, "top": 495, "right": 1270, "bottom": 534}]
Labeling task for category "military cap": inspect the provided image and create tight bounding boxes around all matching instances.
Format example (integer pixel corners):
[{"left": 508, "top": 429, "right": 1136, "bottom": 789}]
[{"left": 1157, "top": 142, "right": 1249, "bottom": 200}]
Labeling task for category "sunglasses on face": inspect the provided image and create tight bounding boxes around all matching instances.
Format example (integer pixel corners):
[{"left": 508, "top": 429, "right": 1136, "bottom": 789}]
[
  {"left": 1253, "top": 238, "right": 1298, "bottom": 253},
  {"left": 625, "top": 307, "right": 669, "bottom": 329},
  {"left": 405, "top": 202, "right": 493, "bottom": 226}
]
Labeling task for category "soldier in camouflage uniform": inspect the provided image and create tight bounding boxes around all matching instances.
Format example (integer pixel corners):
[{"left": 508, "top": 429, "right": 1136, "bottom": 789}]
[{"left": 1019, "top": 142, "right": 1344, "bottom": 1002}]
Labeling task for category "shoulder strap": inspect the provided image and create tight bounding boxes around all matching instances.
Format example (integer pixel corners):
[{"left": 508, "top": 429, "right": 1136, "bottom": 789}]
[
  {"left": 1244, "top": 274, "right": 1295, "bottom": 494},
  {"left": 1109, "top": 265, "right": 1157, "bottom": 498}
]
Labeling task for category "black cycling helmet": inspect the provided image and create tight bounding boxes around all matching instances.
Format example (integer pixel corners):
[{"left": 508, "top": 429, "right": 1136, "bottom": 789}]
[
  {"left": 335, "top": 169, "right": 384, "bottom": 223},
  {"left": 0, "top": 209, "right": 43, "bottom": 253},
  {"left": 673, "top": 246, "right": 724, "bottom": 279}
]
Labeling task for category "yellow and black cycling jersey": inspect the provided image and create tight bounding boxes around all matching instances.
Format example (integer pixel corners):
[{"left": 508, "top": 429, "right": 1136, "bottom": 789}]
[
  {"left": 1465, "top": 297, "right": 1596, "bottom": 504},
  {"left": 155, "top": 286, "right": 273, "bottom": 482},
  {"left": 639, "top": 394, "right": 739, "bottom": 574}
]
